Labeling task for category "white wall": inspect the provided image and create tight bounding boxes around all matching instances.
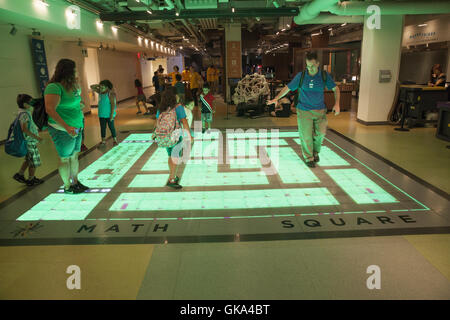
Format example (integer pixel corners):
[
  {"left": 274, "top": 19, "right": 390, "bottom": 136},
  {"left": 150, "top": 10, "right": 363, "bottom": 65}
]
[
  {"left": 140, "top": 57, "right": 153, "bottom": 88},
  {"left": 167, "top": 55, "right": 184, "bottom": 74},
  {"left": 0, "top": 26, "right": 39, "bottom": 141},
  {"left": 0, "top": 26, "right": 92, "bottom": 140},
  {"left": 97, "top": 50, "right": 140, "bottom": 101}
]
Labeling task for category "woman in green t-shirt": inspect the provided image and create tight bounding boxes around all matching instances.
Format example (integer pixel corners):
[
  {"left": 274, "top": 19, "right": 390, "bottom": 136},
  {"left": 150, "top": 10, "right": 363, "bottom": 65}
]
[{"left": 44, "top": 59, "right": 89, "bottom": 194}]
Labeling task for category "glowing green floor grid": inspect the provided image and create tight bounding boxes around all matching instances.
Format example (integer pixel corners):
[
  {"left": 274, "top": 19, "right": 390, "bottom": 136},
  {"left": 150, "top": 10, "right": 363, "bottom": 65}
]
[
  {"left": 181, "top": 163, "right": 268, "bottom": 186},
  {"left": 110, "top": 188, "right": 339, "bottom": 211},
  {"left": 122, "top": 133, "right": 154, "bottom": 141},
  {"left": 17, "top": 193, "right": 107, "bottom": 221},
  {"left": 293, "top": 140, "right": 350, "bottom": 166},
  {"left": 325, "top": 169, "right": 399, "bottom": 204},
  {"left": 191, "top": 139, "right": 219, "bottom": 158},
  {"left": 77, "top": 142, "right": 152, "bottom": 188},
  {"left": 266, "top": 147, "right": 320, "bottom": 184},
  {"left": 14, "top": 132, "right": 429, "bottom": 222},
  {"left": 193, "top": 130, "right": 220, "bottom": 140},
  {"left": 129, "top": 174, "right": 169, "bottom": 188},
  {"left": 141, "top": 147, "right": 169, "bottom": 171},
  {"left": 229, "top": 157, "right": 262, "bottom": 169},
  {"left": 226, "top": 131, "right": 298, "bottom": 139}
]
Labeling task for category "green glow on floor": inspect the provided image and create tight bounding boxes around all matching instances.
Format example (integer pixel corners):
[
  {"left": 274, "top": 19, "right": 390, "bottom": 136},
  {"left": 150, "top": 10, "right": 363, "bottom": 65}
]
[
  {"left": 226, "top": 131, "right": 297, "bottom": 139},
  {"left": 191, "top": 139, "right": 219, "bottom": 158},
  {"left": 141, "top": 147, "right": 169, "bottom": 171},
  {"left": 293, "top": 140, "right": 349, "bottom": 166},
  {"left": 324, "top": 137, "right": 429, "bottom": 210},
  {"left": 325, "top": 169, "right": 398, "bottom": 204},
  {"left": 78, "top": 143, "right": 152, "bottom": 188},
  {"left": 122, "top": 133, "right": 154, "bottom": 141},
  {"left": 110, "top": 188, "right": 339, "bottom": 211},
  {"left": 193, "top": 130, "right": 221, "bottom": 140},
  {"left": 17, "top": 193, "right": 107, "bottom": 221},
  {"left": 229, "top": 157, "right": 261, "bottom": 169},
  {"left": 129, "top": 174, "right": 169, "bottom": 187},
  {"left": 266, "top": 147, "right": 320, "bottom": 184},
  {"left": 181, "top": 163, "right": 268, "bottom": 186}
]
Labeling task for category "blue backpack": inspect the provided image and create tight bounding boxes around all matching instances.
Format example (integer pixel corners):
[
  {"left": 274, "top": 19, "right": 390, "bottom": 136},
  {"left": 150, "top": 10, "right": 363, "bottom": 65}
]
[{"left": 5, "top": 112, "right": 30, "bottom": 157}]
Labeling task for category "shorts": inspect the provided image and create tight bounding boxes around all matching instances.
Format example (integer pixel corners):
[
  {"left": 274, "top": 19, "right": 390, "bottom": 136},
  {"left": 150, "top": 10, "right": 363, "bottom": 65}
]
[
  {"left": 201, "top": 112, "right": 213, "bottom": 123},
  {"left": 48, "top": 126, "right": 82, "bottom": 158},
  {"left": 25, "top": 140, "right": 41, "bottom": 168},
  {"left": 166, "top": 137, "right": 183, "bottom": 158},
  {"left": 137, "top": 94, "right": 146, "bottom": 102}
]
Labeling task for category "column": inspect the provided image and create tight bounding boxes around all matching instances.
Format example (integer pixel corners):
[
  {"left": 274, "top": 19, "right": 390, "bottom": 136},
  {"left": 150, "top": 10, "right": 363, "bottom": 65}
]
[
  {"left": 357, "top": 15, "right": 404, "bottom": 124},
  {"left": 225, "top": 23, "right": 241, "bottom": 103}
]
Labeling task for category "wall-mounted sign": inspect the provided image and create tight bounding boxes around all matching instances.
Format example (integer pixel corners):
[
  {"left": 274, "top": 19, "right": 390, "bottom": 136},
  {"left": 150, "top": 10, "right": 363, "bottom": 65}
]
[
  {"left": 402, "top": 16, "right": 450, "bottom": 46},
  {"left": 379, "top": 70, "right": 392, "bottom": 83},
  {"left": 227, "top": 41, "right": 241, "bottom": 78},
  {"left": 31, "top": 38, "right": 49, "bottom": 95}
]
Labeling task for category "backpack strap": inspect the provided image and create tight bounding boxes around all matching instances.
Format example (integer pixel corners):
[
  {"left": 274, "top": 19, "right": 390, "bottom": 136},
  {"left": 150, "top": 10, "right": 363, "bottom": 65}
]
[{"left": 18, "top": 112, "right": 31, "bottom": 130}]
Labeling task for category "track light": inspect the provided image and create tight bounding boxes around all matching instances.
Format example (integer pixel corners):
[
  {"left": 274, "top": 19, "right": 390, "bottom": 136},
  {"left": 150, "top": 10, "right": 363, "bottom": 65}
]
[
  {"left": 77, "top": 38, "right": 82, "bottom": 46},
  {"left": 10, "top": 24, "right": 17, "bottom": 36},
  {"left": 99, "top": 43, "right": 103, "bottom": 50},
  {"left": 31, "top": 28, "right": 41, "bottom": 36}
]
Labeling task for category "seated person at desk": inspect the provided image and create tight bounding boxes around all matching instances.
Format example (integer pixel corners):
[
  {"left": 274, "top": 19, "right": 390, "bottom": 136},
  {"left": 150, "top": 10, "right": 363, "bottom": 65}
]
[{"left": 428, "top": 64, "right": 446, "bottom": 87}]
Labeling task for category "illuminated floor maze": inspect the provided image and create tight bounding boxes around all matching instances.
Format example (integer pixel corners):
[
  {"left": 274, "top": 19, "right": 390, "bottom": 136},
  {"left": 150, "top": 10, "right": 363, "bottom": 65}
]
[{"left": 1, "top": 129, "right": 448, "bottom": 245}]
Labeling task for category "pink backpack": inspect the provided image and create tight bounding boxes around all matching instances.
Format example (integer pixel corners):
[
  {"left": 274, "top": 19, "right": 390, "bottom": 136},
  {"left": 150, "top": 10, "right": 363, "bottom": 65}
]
[{"left": 152, "top": 107, "right": 181, "bottom": 147}]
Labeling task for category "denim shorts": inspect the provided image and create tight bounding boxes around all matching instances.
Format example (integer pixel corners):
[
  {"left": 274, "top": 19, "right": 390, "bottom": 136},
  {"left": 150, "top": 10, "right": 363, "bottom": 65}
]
[{"left": 48, "top": 126, "right": 82, "bottom": 158}]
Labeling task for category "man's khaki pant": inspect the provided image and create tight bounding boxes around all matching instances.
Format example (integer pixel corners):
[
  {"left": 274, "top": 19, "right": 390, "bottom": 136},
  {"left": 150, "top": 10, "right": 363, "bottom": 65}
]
[{"left": 296, "top": 108, "right": 328, "bottom": 162}]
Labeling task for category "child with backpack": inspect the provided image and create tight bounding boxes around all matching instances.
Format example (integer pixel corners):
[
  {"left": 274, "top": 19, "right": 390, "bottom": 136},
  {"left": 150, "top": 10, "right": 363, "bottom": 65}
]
[
  {"left": 12, "top": 94, "right": 44, "bottom": 186},
  {"left": 152, "top": 87, "right": 192, "bottom": 189}
]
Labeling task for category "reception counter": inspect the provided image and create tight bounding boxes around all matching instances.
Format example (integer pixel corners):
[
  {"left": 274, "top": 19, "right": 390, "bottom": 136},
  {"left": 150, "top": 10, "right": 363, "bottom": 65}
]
[{"left": 324, "top": 82, "right": 357, "bottom": 111}]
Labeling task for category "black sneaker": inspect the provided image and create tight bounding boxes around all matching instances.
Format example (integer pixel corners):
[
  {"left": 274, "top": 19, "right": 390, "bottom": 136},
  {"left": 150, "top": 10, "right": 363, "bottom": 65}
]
[
  {"left": 26, "top": 177, "right": 44, "bottom": 186},
  {"left": 13, "top": 173, "right": 27, "bottom": 184},
  {"left": 202, "top": 128, "right": 206, "bottom": 134},
  {"left": 313, "top": 154, "right": 320, "bottom": 163},
  {"left": 64, "top": 185, "right": 84, "bottom": 194},
  {"left": 166, "top": 179, "right": 182, "bottom": 189},
  {"left": 174, "top": 176, "right": 180, "bottom": 183},
  {"left": 73, "top": 181, "right": 89, "bottom": 191},
  {"left": 306, "top": 161, "right": 316, "bottom": 168}
]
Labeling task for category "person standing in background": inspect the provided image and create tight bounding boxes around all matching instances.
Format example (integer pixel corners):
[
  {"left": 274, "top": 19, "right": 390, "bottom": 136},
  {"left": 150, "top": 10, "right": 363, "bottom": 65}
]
[
  {"left": 152, "top": 71, "right": 160, "bottom": 93},
  {"left": 91, "top": 80, "right": 118, "bottom": 146},
  {"left": 174, "top": 73, "right": 185, "bottom": 104},
  {"left": 207, "top": 65, "right": 216, "bottom": 95},
  {"left": 189, "top": 66, "right": 202, "bottom": 107},
  {"left": 134, "top": 79, "right": 150, "bottom": 115},
  {"left": 168, "top": 66, "right": 181, "bottom": 87},
  {"left": 182, "top": 66, "right": 191, "bottom": 82}
]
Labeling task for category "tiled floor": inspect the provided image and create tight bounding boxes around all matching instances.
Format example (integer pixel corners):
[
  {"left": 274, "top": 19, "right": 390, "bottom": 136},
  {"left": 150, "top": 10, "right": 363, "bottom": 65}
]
[{"left": 0, "top": 90, "right": 449, "bottom": 299}]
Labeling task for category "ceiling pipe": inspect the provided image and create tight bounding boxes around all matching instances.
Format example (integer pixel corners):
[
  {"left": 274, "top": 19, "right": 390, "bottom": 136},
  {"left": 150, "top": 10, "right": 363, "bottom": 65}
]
[
  {"left": 295, "top": 13, "right": 364, "bottom": 25},
  {"left": 293, "top": 0, "right": 339, "bottom": 25},
  {"left": 327, "top": 1, "right": 450, "bottom": 15}
]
